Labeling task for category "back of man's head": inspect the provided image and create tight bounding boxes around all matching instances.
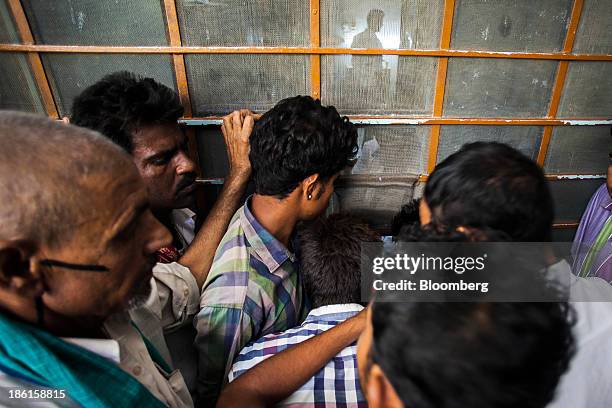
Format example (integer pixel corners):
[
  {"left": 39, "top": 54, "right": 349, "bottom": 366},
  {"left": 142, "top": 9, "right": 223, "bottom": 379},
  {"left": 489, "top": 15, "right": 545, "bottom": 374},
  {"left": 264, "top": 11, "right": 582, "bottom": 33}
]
[
  {"left": 250, "top": 96, "right": 358, "bottom": 198},
  {"left": 424, "top": 142, "right": 553, "bottom": 241},
  {"left": 0, "top": 111, "right": 133, "bottom": 247},
  {"left": 365, "top": 226, "right": 574, "bottom": 408},
  {"left": 70, "top": 71, "right": 183, "bottom": 153},
  {"left": 299, "top": 213, "right": 380, "bottom": 308},
  {"left": 370, "top": 299, "right": 573, "bottom": 408}
]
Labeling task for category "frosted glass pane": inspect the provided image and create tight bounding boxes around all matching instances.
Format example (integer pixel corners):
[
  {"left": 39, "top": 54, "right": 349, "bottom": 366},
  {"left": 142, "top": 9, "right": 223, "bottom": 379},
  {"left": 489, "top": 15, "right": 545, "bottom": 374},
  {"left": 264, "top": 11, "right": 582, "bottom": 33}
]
[
  {"left": 22, "top": 0, "right": 167, "bottom": 45},
  {"left": 0, "top": 53, "right": 45, "bottom": 113},
  {"left": 350, "top": 126, "right": 430, "bottom": 175},
  {"left": 0, "top": 1, "right": 20, "bottom": 43},
  {"left": 573, "top": 0, "right": 612, "bottom": 54},
  {"left": 544, "top": 126, "right": 611, "bottom": 174},
  {"left": 176, "top": 0, "right": 308, "bottom": 46},
  {"left": 321, "top": 0, "right": 443, "bottom": 49},
  {"left": 322, "top": 55, "right": 437, "bottom": 115},
  {"left": 43, "top": 54, "right": 176, "bottom": 116},
  {"left": 451, "top": 0, "right": 571, "bottom": 52},
  {"left": 437, "top": 126, "right": 543, "bottom": 163},
  {"left": 558, "top": 62, "right": 612, "bottom": 118},
  {"left": 186, "top": 55, "right": 309, "bottom": 116},
  {"left": 444, "top": 58, "right": 557, "bottom": 117}
]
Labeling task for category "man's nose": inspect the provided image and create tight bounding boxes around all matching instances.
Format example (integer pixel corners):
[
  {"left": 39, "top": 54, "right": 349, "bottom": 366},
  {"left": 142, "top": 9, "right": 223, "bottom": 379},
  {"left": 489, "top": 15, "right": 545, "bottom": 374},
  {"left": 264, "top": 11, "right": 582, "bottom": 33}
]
[{"left": 176, "top": 151, "right": 196, "bottom": 175}]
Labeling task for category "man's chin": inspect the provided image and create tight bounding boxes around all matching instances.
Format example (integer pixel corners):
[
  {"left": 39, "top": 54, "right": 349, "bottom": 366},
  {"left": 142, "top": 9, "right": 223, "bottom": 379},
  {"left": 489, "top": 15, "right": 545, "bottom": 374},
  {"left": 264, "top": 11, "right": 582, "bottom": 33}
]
[{"left": 173, "top": 193, "right": 196, "bottom": 210}]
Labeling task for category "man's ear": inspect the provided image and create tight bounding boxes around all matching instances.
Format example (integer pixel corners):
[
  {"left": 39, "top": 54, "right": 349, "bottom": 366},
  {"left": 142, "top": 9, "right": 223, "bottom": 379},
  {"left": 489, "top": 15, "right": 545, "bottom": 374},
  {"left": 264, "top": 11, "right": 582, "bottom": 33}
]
[
  {"left": 0, "top": 240, "right": 44, "bottom": 296},
  {"left": 302, "top": 173, "right": 320, "bottom": 200},
  {"left": 366, "top": 364, "right": 404, "bottom": 408}
]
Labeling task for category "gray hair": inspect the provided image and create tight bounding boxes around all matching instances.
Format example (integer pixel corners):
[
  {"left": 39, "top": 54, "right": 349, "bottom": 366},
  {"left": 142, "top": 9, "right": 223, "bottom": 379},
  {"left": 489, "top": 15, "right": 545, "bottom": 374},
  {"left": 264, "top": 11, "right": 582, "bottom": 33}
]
[{"left": 0, "top": 111, "right": 135, "bottom": 247}]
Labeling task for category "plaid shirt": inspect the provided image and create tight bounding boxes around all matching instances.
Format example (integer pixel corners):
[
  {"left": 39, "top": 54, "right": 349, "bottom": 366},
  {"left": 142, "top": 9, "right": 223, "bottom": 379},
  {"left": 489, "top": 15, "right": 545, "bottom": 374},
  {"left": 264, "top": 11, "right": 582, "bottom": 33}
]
[
  {"left": 229, "top": 304, "right": 367, "bottom": 408},
  {"left": 195, "top": 197, "right": 308, "bottom": 405}
]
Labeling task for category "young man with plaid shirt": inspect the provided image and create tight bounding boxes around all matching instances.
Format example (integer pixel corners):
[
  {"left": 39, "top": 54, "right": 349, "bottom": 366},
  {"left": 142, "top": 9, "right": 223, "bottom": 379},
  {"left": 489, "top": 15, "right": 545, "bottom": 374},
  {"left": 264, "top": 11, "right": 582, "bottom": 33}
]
[
  {"left": 195, "top": 96, "right": 359, "bottom": 406},
  {"left": 228, "top": 214, "right": 380, "bottom": 407}
]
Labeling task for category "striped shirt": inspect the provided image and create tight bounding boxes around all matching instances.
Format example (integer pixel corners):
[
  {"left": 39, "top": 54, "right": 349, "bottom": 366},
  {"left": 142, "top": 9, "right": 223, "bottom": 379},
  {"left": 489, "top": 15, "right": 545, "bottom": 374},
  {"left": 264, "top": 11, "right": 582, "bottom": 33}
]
[
  {"left": 195, "top": 197, "right": 308, "bottom": 405},
  {"left": 229, "top": 304, "right": 367, "bottom": 408}
]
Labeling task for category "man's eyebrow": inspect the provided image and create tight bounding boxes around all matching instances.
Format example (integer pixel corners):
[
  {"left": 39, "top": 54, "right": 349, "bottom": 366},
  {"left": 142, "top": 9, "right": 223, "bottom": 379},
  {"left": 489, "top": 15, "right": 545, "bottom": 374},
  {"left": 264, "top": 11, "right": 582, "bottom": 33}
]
[{"left": 144, "top": 146, "right": 178, "bottom": 163}]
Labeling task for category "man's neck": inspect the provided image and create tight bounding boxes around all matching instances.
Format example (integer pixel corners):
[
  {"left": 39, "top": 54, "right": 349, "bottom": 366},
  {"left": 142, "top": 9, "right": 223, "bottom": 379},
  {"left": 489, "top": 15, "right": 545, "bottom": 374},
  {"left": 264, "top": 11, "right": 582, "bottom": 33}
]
[{"left": 250, "top": 194, "right": 299, "bottom": 248}]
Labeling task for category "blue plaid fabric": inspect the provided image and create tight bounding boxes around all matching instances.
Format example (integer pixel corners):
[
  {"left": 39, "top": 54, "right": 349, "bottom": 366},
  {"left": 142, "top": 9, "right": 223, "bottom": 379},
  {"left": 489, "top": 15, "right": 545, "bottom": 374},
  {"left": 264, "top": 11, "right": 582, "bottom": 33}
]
[{"left": 229, "top": 304, "right": 367, "bottom": 408}]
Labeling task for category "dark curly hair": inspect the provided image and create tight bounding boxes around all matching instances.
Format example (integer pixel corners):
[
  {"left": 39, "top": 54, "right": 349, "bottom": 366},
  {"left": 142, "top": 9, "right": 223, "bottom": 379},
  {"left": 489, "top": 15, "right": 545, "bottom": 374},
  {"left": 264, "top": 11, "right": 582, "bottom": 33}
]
[
  {"left": 250, "top": 96, "right": 358, "bottom": 198},
  {"left": 70, "top": 71, "right": 183, "bottom": 153}
]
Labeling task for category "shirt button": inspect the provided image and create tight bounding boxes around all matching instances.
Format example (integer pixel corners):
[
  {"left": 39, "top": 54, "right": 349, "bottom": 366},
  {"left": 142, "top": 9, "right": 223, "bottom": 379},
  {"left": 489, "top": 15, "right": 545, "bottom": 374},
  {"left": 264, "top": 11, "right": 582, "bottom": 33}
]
[
  {"left": 183, "top": 288, "right": 189, "bottom": 297},
  {"left": 132, "top": 366, "right": 142, "bottom": 376}
]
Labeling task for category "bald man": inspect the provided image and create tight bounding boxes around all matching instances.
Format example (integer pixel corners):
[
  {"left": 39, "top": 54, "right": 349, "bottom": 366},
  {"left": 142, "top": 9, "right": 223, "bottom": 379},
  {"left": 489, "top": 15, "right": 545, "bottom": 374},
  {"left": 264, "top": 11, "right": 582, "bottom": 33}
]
[{"left": 0, "top": 112, "right": 193, "bottom": 407}]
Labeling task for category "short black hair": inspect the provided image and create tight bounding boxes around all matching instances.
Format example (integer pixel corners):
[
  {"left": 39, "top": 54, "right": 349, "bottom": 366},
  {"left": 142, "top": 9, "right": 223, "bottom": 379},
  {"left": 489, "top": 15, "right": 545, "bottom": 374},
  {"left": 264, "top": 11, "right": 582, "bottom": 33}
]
[
  {"left": 370, "top": 226, "right": 574, "bottom": 408},
  {"left": 390, "top": 198, "right": 420, "bottom": 238},
  {"left": 250, "top": 96, "right": 358, "bottom": 198},
  {"left": 70, "top": 71, "right": 184, "bottom": 153},
  {"left": 425, "top": 142, "right": 554, "bottom": 241},
  {"left": 298, "top": 213, "right": 380, "bottom": 308},
  {"left": 371, "top": 300, "right": 574, "bottom": 408}
]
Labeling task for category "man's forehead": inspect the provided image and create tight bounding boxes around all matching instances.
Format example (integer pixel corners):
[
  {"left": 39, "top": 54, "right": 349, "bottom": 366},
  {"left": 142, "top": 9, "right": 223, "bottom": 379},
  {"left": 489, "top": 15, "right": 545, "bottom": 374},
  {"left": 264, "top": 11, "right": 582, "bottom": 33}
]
[{"left": 131, "top": 123, "right": 185, "bottom": 152}]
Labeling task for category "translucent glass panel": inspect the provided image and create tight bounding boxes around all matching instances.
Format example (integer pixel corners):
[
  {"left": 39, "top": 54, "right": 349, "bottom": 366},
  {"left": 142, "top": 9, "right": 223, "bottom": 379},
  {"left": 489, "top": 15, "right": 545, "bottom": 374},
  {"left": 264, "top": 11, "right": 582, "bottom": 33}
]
[
  {"left": 334, "top": 180, "right": 418, "bottom": 231},
  {"left": 558, "top": 62, "right": 612, "bottom": 118},
  {"left": 451, "top": 0, "right": 572, "bottom": 52},
  {"left": 0, "top": 53, "right": 45, "bottom": 113},
  {"left": 322, "top": 56, "right": 437, "bottom": 115},
  {"left": 350, "top": 126, "right": 430, "bottom": 175},
  {"left": 544, "top": 126, "right": 611, "bottom": 174},
  {"left": 0, "top": 1, "right": 20, "bottom": 43},
  {"left": 573, "top": 0, "right": 612, "bottom": 54},
  {"left": 321, "top": 0, "right": 443, "bottom": 49},
  {"left": 21, "top": 0, "right": 168, "bottom": 45},
  {"left": 176, "top": 0, "right": 308, "bottom": 46},
  {"left": 549, "top": 179, "right": 603, "bottom": 221},
  {"left": 186, "top": 55, "right": 309, "bottom": 116},
  {"left": 42, "top": 54, "right": 176, "bottom": 116},
  {"left": 196, "top": 128, "right": 228, "bottom": 178},
  {"left": 437, "top": 126, "right": 543, "bottom": 163},
  {"left": 444, "top": 58, "right": 557, "bottom": 117}
]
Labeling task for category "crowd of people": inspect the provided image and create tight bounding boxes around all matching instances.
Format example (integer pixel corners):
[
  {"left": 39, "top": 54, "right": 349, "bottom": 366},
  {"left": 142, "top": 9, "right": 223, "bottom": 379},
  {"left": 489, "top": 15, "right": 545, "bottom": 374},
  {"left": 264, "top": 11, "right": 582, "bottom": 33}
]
[{"left": 0, "top": 71, "right": 610, "bottom": 408}]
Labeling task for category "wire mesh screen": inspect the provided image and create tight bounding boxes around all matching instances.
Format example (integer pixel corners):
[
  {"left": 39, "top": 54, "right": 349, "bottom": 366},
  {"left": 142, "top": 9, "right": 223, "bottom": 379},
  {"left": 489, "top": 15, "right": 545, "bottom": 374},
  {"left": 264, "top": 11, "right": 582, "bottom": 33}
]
[
  {"left": 451, "top": 0, "right": 571, "bottom": 52},
  {"left": 0, "top": 53, "right": 45, "bottom": 113},
  {"left": 21, "top": 0, "right": 167, "bottom": 46},
  {"left": 196, "top": 128, "right": 228, "bottom": 179},
  {"left": 350, "top": 126, "right": 430, "bottom": 175},
  {"left": 558, "top": 62, "right": 612, "bottom": 118},
  {"left": 0, "top": 1, "right": 19, "bottom": 43},
  {"left": 176, "top": 0, "right": 308, "bottom": 47},
  {"left": 321, "top": 55, "right": 437, "bottom": 115},
  {"left": 333, "top": 179, "right": 418, "bottom": 231},
  {"left": 550, "top": 179, "right": 605, "bottom": 222},
  {"left": 437, "top": 125, "right": 543, "bottom": 163},
  {"left": 443, "top": 58, "right": 557, "bottom": 117},
  {"left": 42, "top": 54, "right": 176, "bottom": 116},
  {"left": 321, "top": 0, "right": 443, "bottom": 49},
  {"left": 544, "top": 126, "right": 611, "bottom": 174},
  {"left": 573, "top": 0, "right": 612, "bottom": 54},
  {"left": 186, "top": 55, "right": 309, "bottom": 116}
]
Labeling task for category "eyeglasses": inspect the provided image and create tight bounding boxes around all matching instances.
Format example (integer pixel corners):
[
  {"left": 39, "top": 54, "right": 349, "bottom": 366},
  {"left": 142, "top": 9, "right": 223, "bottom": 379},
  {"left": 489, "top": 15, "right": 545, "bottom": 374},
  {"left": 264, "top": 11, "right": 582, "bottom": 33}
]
[{"left": 39, "top": 259, "right": 109, "bottom": 272}]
